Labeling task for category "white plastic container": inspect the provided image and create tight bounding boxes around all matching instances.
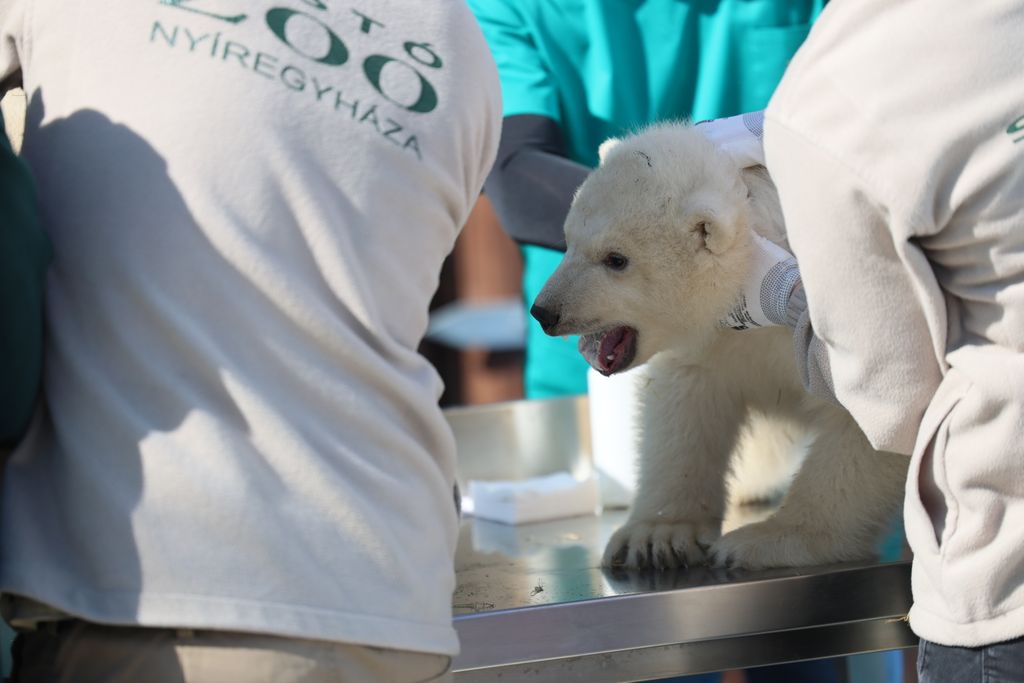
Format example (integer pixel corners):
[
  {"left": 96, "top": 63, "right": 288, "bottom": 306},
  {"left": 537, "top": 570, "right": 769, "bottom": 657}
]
[{"left": 586, "top": 365, "right": 650, "bottom": 509}]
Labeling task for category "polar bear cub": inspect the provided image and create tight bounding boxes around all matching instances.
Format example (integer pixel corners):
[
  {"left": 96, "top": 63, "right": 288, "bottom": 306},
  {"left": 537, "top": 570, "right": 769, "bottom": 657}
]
[{"left": 531, "top": 122, "right": 908, "bottom": 570}]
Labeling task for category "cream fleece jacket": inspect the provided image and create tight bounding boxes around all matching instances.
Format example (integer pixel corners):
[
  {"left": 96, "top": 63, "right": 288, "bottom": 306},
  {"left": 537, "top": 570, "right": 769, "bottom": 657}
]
[{"left": 765, "top": 0, "right": 1024, "bottom": 647}]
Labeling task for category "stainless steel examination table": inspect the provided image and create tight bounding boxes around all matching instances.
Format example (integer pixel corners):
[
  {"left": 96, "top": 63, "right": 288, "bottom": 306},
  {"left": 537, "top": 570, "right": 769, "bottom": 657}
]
[
  {"left": 445, "top": 397, "right": 917, "bottom": 682},
  {"left": 452, "top": 510, "right": 914, "bottom": 682}
]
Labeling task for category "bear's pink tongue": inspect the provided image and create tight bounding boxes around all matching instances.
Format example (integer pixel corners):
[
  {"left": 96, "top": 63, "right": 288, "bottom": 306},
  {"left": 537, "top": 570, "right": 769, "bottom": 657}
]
[{"left": 579, "top": 326, "right": 637, "bottom": 376}]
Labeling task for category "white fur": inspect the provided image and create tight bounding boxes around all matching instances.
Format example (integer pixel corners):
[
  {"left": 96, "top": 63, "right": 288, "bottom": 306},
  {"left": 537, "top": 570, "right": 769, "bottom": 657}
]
[{"left": 534, "top": 122, "right": 909, "bottom": 570}]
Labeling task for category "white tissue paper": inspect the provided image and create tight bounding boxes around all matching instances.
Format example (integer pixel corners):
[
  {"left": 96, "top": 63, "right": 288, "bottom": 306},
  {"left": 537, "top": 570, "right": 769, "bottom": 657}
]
[{"left": 467, "top": 472, "right": 600, "bottom": 525}]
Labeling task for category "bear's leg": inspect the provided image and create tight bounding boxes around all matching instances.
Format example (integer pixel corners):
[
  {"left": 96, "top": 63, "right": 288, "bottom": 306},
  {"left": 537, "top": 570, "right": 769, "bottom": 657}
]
[
  {"left": 710, "top": 406, "right": 909, "bottom": 569},
  {"left": 727, "top": 411, "right": 805, "bottom": 508},
  {"left": 602, "top": 360, "right": 743, "bottom": 569},
  {"left": 722, "top": 412, "right": 806, "bottom": 533}
]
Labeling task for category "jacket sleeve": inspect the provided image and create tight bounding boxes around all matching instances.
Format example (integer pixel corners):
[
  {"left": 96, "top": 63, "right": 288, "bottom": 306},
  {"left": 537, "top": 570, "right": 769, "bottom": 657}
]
[
  {"left": 483, "top": 114, "right": 589, "bottom": 251},
  {"left": 764, "top": 119, "right": 944, "bottom": 455}
]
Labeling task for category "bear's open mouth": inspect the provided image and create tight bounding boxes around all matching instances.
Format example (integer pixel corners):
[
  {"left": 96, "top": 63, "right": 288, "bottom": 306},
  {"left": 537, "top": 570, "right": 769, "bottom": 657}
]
[{"left": 578, "top": 326, "right": 638, "bottom": 376}]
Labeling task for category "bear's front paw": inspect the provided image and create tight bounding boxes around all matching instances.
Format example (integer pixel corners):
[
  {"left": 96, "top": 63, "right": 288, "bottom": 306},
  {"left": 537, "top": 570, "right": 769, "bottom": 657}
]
[
  {"left": 709, "top": 519, "right": 876, "bottom": 570},
  {"left": 602, "top": 519, "right": 721, "bottom": 569}
]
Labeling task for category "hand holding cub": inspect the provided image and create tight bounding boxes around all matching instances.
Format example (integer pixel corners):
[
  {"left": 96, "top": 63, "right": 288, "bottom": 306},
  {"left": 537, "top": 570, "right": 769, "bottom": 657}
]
[{"left": 719, "top": 233, "right": 803, "bottom": 330}]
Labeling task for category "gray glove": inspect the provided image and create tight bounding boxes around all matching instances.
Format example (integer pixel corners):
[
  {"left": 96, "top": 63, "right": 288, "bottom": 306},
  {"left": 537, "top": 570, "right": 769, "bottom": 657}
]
[
  {"left": 696, "top": 111, "right": 766, "bottom": 168},
  {"left": 721, "top": 234, "right": 803, "bottom": 330}
]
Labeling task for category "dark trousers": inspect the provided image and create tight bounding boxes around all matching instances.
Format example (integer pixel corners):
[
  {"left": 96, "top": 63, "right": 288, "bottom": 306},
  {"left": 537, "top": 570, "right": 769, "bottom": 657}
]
[{"left": 918, "top": 636, "right": 1024, "bottom": 683}]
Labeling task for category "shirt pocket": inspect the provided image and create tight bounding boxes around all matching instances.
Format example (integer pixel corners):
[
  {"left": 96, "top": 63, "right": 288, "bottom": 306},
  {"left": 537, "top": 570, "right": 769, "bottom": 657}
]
[{"left": 739, "top": 23, "right": 812, "bottom": 112}]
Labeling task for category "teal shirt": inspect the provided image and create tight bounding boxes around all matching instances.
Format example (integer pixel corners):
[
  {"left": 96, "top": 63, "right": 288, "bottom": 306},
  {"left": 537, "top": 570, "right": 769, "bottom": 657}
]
[
  {"left": 0, "top": 110, "right": 49, "bottom": 447},
  {"left": 469, "top": 0, "right": 826, "bottom": 398}
]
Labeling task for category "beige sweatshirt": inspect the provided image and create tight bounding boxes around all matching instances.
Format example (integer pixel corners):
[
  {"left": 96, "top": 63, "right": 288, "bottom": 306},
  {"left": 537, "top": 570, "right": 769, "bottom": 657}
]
[
  {"left": 765, "top": 0, "right": 1024, "bottom": 647},
  {"left": 0, "top": 0, "right": 500, "bottom": 656}
]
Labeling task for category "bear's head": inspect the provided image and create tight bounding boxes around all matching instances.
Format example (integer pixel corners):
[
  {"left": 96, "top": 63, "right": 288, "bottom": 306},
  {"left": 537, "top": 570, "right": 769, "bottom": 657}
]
[{"left": 531, "top": 121, "right": 785, "bottom": 375}]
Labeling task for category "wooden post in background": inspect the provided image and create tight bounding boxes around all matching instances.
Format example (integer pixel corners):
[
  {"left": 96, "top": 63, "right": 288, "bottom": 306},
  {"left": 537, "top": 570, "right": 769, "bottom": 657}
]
[{"left": 450, "top": 194, "right": 524, "bottom": 405}]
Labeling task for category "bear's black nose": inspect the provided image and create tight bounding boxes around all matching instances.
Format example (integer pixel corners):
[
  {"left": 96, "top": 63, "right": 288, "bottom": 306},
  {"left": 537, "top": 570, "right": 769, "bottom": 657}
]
[{"left": 530, "top": 303, "right": 560, "bottom": 332}]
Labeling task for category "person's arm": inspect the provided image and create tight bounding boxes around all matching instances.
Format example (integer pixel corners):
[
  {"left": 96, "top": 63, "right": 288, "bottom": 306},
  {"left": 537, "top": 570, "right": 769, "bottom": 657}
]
[
  {"left": 484, "top": 114, "right": 589, "bottom": 251},
  {"left": 0, "top": 108, "right": 50, "bottom": 448},
  {"left": 466, "top": 1, "right": 587, "bottom": 251},
  {"left": 764, "top": 119, "right": 944, "bottom": 455},
  {"left": 0, "top": 2, "right": 49, "bottom": 448}
]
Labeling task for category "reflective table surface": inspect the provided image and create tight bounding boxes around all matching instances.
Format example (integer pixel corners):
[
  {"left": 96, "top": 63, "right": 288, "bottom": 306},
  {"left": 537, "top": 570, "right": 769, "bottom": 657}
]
[{"left": 452, "top": 509, "right": 915, "bottom": 682}]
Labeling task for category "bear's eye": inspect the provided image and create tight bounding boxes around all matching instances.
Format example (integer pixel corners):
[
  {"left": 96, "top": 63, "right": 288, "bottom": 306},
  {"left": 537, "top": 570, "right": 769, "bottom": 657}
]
[{"left": 603, "top": 252, "right": 629, "bottom": 271}]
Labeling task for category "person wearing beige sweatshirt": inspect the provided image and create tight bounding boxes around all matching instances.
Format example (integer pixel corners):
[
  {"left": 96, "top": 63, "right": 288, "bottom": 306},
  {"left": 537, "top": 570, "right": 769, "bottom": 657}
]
[
  {"left": 713, "top": 0, "right": 1023, "bottom": 680},
  {"left": 0, "top": 1, "right": 500, "bottom": 680}
]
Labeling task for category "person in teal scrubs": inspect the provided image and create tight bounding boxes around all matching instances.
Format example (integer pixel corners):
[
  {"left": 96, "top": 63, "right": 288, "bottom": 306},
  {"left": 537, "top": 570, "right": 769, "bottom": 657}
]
[{"left": 468, "top": 0, "right": 827, "bottom": 399}]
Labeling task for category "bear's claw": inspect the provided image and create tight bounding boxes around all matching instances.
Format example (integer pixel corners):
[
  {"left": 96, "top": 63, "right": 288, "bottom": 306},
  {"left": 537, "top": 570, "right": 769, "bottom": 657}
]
[{"left": 602, "top": 519, "right": 720, "bottom": 570}]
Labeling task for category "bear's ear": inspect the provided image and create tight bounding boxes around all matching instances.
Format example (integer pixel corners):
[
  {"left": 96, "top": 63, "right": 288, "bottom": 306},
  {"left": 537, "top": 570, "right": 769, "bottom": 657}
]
[
  {"left": 597, "top": 137, "right": 621, "bottom": 165},
  {"left": 694, "top": 218, "right": 735, "bottom": 255},
  {"left": 740, "top": 166, "right": 787, "bottom": 243}
]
